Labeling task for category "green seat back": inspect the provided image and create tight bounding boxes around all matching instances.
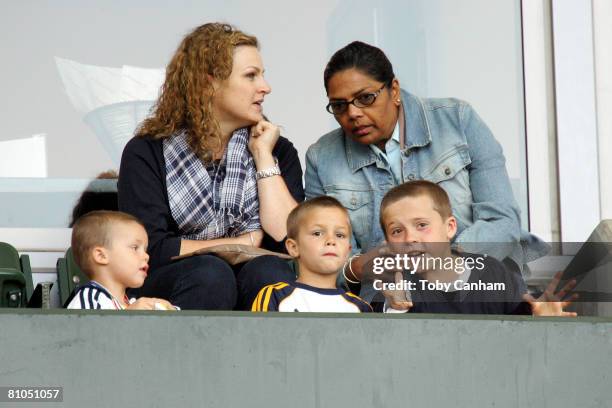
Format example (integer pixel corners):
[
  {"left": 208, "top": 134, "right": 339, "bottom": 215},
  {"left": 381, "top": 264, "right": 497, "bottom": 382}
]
[
  {"left": 57, "top": 248, "right": 90, "bottom": 306},
  {"left": 0, "top": 242, "right": 28, "bottom": 307},
  {"left": 0, "top": 242, "right": 21, "bottom": 270}
]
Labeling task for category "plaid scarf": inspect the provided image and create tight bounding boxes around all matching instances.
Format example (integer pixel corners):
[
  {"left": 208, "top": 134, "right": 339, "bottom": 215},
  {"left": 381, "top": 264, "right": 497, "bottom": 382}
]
[{"left": 163, "top": 128, "right": 260, "bottom": 240}]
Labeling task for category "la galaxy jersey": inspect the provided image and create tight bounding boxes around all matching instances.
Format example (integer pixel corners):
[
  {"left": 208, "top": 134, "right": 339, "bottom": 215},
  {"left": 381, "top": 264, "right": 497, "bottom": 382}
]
[
  {"left": 252, "top": 281, "right": 372, "bottom": 313},
  {"left": 66, "top": 281, "right": 125, "bottom": 310}
]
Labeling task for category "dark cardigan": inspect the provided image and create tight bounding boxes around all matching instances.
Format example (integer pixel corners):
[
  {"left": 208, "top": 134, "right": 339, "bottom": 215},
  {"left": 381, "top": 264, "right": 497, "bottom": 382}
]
[{"left": 118, "top": 134, "right": 304, "bottom": 270}]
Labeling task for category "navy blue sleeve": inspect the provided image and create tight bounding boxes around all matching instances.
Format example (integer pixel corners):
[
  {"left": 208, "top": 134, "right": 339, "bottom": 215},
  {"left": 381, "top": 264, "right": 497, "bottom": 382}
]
[
  {"left": 274, "top": 136, "right": 305, "bottom": 203},
  {"left": 481, "top": 255, "right": 531, "bottom": 315},
  {"left": 252, "top": 284, "right": 285, "bottom": 312},
  {"left": 118, "top": 136, "right": 181, "bottom": 270},
  {"left": 343, "top": 292, "right": 373, "bottom": 313}
]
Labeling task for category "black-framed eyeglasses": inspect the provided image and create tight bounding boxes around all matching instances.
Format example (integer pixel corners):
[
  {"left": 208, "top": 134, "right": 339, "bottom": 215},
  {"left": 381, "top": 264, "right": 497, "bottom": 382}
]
[{"left": 325, "top": 84, "right": 387, "bottom": 115}]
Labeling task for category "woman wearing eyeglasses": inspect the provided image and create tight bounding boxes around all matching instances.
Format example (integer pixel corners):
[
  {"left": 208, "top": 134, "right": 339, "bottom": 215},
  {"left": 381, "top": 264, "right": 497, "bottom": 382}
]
[{"left": 305, "top": 41, "right": 548, "bottom": 304}]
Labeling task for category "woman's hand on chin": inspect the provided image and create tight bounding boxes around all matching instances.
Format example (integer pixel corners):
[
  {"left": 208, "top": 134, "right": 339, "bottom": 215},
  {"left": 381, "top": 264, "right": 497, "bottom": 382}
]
[{"left": 249, "top": 120, "right": 280, "bottom": 163}]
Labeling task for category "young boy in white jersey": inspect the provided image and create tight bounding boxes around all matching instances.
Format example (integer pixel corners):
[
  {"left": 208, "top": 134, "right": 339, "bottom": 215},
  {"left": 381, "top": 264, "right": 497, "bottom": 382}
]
[
  {"left": 378, "top": 181, "right": 577, "bottom": 316},
  {"left": 252, "top": 196, "right": 371, "bottom": 312},
  {"left": 66, "top": 210, "right": 174, "bottom": 310}
]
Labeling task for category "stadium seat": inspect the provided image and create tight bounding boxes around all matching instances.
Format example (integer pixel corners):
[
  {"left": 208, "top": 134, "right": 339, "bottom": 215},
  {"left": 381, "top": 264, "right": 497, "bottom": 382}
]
[
  {"left": 0, "top": 242, "right": 33, "bottom": 307},
  {"left": 56, "top": 247, "right": 89, "bottom": 306}
]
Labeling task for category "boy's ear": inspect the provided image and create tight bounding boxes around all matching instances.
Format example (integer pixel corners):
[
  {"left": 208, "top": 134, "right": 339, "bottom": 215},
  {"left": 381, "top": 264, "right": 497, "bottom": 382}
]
[
  {"left": 285, "top": 238, "right": 300, "bottom": 258},
  {"left": 446, "top": 216, "right": 458, "bottom": 240},
  {"left": 91, "top": 246, "right": 110, "bottom": 266}
]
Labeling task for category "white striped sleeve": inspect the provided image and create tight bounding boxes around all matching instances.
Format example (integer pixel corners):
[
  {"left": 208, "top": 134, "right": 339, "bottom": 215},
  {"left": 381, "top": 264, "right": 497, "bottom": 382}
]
[{"left": 66, "top": 286, "right": 116, "bottom": 309}]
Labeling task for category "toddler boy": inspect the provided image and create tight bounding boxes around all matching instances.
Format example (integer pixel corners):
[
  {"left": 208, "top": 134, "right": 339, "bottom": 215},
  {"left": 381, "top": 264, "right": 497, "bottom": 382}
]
[{"left": 67, "top": 210, "right": 174, "bottom": 310}]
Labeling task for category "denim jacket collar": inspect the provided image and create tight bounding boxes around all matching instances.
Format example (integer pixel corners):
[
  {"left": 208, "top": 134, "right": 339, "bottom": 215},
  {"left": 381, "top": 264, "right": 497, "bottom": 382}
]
[
  {"left": 345, "top": 89, "right": 432, "bottom": 173},
  {"left": 402, "top": 89, "right": 432, "bottom": 149},
  {"left": 345, "top": 136, "right": 377, "bottom": 173}
]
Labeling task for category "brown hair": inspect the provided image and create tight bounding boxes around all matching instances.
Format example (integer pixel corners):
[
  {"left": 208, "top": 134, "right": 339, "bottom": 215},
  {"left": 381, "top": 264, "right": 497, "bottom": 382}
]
[
  {"left": 71, "top": 210, "right": 144, "bottom": 277},
  {"left": 380, "top": 181, "right": 453, "bottom": 231},
  {"left": 136, "top": 23, "right": 258, "bottom": 161},
  {"left": 286, "top": 196, "right": 351, "bottom": 240}
]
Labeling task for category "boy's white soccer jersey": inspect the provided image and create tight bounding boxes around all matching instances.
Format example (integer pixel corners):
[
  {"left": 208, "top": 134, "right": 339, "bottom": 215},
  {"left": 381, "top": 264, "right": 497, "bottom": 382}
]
[
  {"left": 66, "top": 281, "right": 124, "bottom": 310},
  {"left": 252, "top": 281, "right": 371, "bottom": 313}
]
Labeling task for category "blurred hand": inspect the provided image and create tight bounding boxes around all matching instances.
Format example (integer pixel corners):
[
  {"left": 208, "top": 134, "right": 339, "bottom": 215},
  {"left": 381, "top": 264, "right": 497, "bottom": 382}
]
[
  {"left": 382, "top": 270, "right": 413, "bottom": 311},
  {"left": 524, "top": 271, "right": 578, "bottom": 317},
  {"left": 359, "top": 244, "right": 413, "bottom": 311},
  {"left": 127, "top": 297, "right": 175, "bottom": 311}
]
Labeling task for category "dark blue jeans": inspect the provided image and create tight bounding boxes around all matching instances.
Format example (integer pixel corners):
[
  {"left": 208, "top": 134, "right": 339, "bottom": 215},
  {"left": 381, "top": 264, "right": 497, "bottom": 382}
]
[{"left": 132, "top": 255, "right": 295, "bottom": 310}]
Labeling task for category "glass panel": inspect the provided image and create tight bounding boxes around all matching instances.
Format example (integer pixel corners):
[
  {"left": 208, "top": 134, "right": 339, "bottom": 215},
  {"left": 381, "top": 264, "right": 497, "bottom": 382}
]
[
  {"left": 1, "top": 0, "right": 527, "bottom": 230},
  {"left": 328, "top": 0, "right": 528, "bottom": 229}
]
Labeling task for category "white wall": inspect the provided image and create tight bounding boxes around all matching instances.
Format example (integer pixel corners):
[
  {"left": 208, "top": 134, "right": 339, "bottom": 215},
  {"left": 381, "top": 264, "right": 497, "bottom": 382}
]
[
  {"left": 523, "top": 0, "right": 560, "bottom": 242},
  {"left": 0, "top": 0, "right": 341, "bottom": 180},
  {"left": 552, "top": 0, "right": 600, "bottom": 243},
  {"left": 593, "top": 0, "right": 612, "bottom": 221}
]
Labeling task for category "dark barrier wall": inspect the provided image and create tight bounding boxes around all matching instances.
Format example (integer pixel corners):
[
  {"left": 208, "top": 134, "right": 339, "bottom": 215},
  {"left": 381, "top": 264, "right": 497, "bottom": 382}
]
[{"left": 1, "top": 310, "right": 611, "bottom": 407}]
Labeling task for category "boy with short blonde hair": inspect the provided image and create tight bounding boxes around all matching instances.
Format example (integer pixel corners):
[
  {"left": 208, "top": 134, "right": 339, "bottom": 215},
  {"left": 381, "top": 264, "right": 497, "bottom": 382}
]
[
  {"left": 67, "top": 210, "right": 174, "bottom": 310},
  {"left": 377, "top": 181, "right": 576, "bottom": 316},
  {"left": 252, "top": 197, "right": 371, "bottom": 312}
]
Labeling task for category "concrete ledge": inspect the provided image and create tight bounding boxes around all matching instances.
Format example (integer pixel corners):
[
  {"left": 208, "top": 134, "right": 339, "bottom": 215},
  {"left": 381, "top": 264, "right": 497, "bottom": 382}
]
[{"left": 1, "top": 311, "right": 611, "bottom": 407}]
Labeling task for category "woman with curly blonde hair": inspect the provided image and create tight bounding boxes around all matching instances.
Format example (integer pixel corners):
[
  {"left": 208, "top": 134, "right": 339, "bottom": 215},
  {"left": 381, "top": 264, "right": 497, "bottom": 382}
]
[{"left": 119, "top": 23, "right": 304, "bottom": 310}]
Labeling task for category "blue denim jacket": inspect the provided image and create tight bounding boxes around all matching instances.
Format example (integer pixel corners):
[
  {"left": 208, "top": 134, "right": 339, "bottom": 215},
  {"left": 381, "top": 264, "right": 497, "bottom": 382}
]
[{"left": 305, "top": 90, "right": 548, "bottom": 273}]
